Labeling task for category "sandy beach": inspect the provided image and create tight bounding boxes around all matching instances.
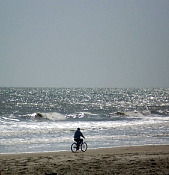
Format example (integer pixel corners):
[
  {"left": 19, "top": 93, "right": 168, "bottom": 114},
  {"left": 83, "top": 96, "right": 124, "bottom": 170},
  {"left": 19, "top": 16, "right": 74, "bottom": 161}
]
[{"left": 0, "top": 145, "right": 169, "bottom": 175}]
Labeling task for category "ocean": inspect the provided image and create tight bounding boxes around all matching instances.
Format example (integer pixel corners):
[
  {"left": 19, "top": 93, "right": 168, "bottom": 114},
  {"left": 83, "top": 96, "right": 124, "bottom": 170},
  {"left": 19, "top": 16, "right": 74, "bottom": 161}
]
[{"left": 0, "top": 87, "right": 169, "bottom": 154}]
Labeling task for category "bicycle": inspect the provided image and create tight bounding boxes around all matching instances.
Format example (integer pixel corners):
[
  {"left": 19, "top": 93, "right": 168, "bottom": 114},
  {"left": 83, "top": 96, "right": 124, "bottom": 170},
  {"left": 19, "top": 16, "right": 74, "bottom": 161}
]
[{"left": 71, "top": 140, "right": 87, "bottom": 153}]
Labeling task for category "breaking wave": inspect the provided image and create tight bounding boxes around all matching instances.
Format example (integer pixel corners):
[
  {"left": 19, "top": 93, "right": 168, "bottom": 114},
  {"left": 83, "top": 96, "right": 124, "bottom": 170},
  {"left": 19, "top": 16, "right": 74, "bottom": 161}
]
[{"left": 27, "top": 112, "right": 66, "bottom": 121}]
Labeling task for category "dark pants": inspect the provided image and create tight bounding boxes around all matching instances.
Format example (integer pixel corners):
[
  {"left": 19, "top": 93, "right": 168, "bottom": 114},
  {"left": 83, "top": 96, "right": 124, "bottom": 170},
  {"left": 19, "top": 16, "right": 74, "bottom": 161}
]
[{"left": 74, "top": 138, "right": 83, "bottom": 150}]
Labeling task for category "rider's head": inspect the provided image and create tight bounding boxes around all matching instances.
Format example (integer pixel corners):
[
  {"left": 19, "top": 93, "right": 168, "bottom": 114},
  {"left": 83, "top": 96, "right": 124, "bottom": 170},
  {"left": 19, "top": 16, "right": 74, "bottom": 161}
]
[{"left": 77, "top": 127, "right": 80, "bottom": 130}]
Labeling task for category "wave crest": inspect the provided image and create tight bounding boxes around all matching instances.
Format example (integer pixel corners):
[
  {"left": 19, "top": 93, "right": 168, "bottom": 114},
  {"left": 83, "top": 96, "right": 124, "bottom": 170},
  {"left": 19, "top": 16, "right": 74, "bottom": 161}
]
[{"left": 29, "top": 112, "right": 66, "bottom": 121}]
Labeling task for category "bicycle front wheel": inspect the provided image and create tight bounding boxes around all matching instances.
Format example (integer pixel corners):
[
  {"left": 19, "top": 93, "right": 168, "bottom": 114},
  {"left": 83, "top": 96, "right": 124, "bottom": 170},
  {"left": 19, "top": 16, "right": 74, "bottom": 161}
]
[
  {"left": 81, "top": 142, "right": 87, "bottom": 152},
  {"left": 71, "top": 143, "right": 77, "bottom": 153}
]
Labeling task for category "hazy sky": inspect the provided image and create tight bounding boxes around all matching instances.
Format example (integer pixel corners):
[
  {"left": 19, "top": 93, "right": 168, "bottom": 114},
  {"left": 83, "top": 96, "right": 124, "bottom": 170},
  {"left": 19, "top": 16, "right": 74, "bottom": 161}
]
[{"left": 1, "top": 0, "right": 169, "bottom": 88}]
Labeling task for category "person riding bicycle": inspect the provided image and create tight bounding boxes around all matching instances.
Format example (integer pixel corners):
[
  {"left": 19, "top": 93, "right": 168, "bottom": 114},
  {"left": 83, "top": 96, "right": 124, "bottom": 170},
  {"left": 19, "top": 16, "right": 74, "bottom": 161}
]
[{"left": 74, "top": 128, "right": 85, "bottom": 150}]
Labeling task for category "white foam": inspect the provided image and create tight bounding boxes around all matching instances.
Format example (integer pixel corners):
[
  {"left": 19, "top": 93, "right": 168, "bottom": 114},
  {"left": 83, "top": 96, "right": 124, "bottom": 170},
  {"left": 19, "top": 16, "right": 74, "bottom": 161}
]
[{"left": 28, "top": 112, "right": 66, "bottom": 121}]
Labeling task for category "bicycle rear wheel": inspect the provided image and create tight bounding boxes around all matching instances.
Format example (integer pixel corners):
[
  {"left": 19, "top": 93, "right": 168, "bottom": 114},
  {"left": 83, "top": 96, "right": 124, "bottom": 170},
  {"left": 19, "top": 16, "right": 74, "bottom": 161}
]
[
  {"left": 81, "top": 142, "right": 87, "bottom": 152},
  {"left": 71, "top": 143, "right": 77, "bottom": 153}
]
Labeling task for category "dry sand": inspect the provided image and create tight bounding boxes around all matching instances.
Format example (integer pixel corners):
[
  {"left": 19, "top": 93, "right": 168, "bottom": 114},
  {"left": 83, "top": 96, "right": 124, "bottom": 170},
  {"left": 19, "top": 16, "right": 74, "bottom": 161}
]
[{"left": 0, "top": 145, "right": 169, "bottom": 175}]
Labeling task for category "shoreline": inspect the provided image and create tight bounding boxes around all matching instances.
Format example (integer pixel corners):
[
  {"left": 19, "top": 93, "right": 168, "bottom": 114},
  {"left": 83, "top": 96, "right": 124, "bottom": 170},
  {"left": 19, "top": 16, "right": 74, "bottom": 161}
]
[
  {"left": 1, "top": 145, "right": 169, "bottom": 175},
  {"left": 0, "top": 143, "right": 167, "bottom": 155}
]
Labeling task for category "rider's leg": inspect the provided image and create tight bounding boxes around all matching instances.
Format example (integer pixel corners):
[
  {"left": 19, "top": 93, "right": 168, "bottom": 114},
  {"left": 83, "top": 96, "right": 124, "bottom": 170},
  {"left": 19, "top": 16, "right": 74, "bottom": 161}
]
[{"left": 74, "top": 139, "right": 80, "bottom": 150}]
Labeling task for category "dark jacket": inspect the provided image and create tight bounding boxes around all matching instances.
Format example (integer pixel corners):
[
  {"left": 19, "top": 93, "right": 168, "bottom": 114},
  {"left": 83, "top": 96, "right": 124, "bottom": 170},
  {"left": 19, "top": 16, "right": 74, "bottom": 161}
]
[{"left": 74, "top": 129, "right": 84, "bottom": 139}]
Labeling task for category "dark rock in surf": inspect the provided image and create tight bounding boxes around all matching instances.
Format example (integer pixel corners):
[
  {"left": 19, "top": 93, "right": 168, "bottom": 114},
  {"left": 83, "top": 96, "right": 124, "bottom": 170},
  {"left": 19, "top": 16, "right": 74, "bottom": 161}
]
[
  {"left": 35, "top": 112, "right": 44, "bottom": 118},
  {"left": 115, "top": 111, "right": 126, "bottom": 116}
]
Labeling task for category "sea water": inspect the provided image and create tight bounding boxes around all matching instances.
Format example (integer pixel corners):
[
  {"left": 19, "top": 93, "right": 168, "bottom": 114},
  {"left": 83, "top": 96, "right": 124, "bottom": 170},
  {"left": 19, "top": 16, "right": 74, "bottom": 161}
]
[{"left": 0, "top": 87, "right": 169, "bottom": 153}]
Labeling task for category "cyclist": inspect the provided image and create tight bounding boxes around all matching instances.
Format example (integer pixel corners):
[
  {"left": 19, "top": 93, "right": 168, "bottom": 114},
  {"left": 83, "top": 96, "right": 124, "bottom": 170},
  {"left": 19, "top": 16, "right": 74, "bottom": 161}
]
[{"left": 74, "top": 128, "right": 85, "bottom": 150}]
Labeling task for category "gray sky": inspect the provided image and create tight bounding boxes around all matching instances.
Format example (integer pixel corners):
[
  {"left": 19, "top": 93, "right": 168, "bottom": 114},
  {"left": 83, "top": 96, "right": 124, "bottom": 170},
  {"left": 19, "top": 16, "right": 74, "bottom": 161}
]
[{"left": 1, "top": 0, "right": 169, "bottom": 88}]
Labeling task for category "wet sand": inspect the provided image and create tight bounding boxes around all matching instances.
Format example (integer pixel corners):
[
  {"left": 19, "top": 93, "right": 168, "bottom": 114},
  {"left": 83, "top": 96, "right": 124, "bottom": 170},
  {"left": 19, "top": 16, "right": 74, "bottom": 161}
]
[{"left": 0, "top": 145, "right": 169, "bottom": 175}]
